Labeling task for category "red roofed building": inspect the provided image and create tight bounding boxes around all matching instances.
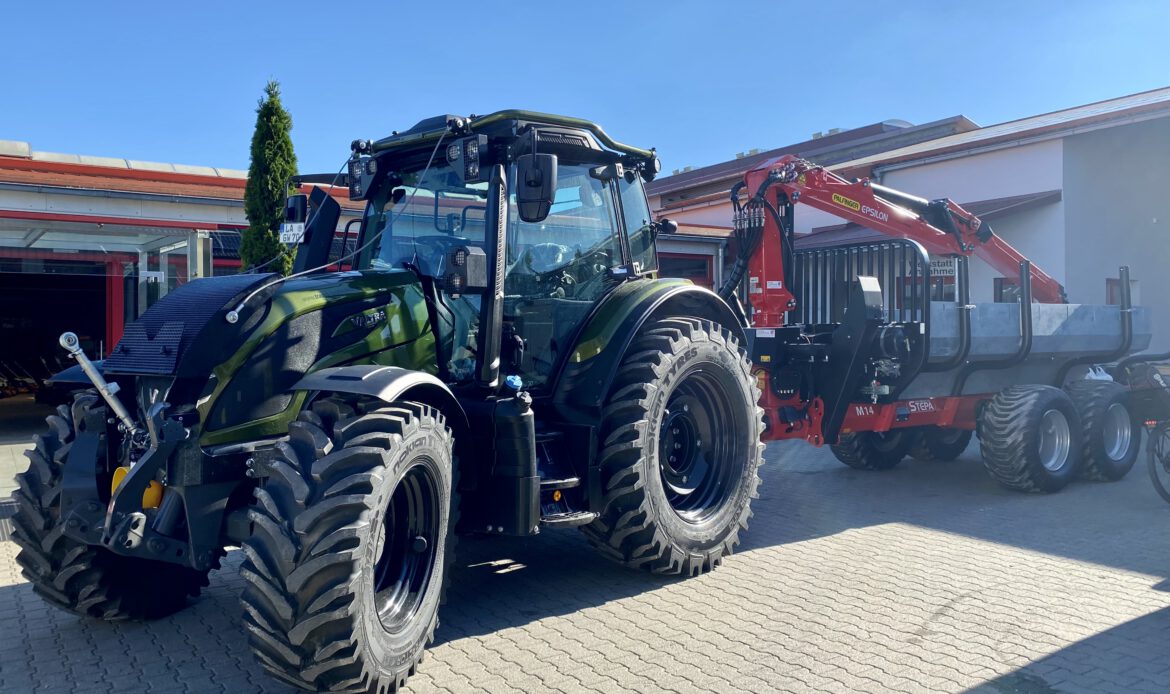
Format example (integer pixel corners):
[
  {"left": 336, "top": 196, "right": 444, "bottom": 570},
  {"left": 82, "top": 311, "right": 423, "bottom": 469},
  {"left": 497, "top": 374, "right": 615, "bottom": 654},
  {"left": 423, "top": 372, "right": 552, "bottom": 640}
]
[{"left": 0, "top": 144, "right": 358, "bottom": 372}]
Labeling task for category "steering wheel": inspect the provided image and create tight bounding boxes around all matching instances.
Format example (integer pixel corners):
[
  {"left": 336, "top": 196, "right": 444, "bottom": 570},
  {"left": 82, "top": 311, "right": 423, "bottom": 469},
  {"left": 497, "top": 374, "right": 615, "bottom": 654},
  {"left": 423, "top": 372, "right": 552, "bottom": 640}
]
[{"left": 521, "top": 243, "right": 573, "bottom": 273}]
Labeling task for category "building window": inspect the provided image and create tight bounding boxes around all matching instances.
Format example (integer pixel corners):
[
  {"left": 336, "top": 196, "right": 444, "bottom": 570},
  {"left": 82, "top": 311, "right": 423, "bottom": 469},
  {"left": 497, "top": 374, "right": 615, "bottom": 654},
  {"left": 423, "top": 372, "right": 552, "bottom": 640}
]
[
  {"left": 994, "top": 276, "right": 1021, "bottom": 303},
  {"left": 658, "top": 253, "right": 713, "bottom": 289},
  {"left": 1106, "top": 277, "right": 1140, "bottom": 305}
]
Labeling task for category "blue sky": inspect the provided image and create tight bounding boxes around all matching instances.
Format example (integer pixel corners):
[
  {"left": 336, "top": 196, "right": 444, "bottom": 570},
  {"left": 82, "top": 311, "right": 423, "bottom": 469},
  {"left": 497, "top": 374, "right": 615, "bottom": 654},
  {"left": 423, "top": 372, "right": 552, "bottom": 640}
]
[{"left": 3, "top": 1, "right": 1167, "bottom": 174}]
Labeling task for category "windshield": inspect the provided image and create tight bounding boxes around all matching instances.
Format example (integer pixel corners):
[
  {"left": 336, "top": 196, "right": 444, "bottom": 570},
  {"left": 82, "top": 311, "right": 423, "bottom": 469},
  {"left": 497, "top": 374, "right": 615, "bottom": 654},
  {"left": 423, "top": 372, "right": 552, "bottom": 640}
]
[
  {"left": 362, "top": 161, "right": 490, "bottom": 382},
  {"left": 364, "top": 161, "right": 490, "bottom": 274}
]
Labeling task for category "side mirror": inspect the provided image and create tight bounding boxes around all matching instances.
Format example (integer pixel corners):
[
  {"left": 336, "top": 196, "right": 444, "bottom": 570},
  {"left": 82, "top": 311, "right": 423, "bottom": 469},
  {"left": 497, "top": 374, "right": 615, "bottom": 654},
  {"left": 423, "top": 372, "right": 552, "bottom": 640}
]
[
  {"left": 515, "top": 153, "right": 557, "bottom": 223},
  {"left": 280, "top": 193, "right": 309, "bottom": 245},
  {"left": 655, "top": 217, "right": 678, "bottom": 238},
  {"left": 285, "top": 194, "right": 308, "bottom": 225}
]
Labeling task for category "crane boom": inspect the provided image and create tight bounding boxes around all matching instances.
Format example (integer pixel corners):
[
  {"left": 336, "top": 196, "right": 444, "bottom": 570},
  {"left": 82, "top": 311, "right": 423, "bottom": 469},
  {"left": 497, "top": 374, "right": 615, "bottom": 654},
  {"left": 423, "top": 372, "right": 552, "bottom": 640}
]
[{"left": 729, "top": 155, "right": 1066, "bottom": 326}]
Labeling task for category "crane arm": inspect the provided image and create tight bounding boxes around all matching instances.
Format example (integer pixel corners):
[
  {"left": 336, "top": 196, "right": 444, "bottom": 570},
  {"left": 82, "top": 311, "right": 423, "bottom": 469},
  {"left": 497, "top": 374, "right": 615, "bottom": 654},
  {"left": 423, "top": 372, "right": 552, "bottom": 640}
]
[{"left": 734, "top": 155, "right": 1067, "bottom": 316}]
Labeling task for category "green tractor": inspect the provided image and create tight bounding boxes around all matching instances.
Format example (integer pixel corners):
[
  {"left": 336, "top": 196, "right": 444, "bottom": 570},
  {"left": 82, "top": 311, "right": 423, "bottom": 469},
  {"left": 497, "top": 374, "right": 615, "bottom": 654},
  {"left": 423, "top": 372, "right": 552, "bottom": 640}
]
[{"left": 14, "top": 111, "right": 764, "bottom": 692}]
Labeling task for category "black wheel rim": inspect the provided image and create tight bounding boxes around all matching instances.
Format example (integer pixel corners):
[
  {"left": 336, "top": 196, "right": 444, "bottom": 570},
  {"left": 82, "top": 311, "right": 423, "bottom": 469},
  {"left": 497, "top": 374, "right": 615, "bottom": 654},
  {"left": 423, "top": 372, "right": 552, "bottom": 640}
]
[
  {"left": 658, "top": 364, "right": 749, "bottom": 524},
  {"left": 372, "top": 461, "right": 441, "bottom": 634}
]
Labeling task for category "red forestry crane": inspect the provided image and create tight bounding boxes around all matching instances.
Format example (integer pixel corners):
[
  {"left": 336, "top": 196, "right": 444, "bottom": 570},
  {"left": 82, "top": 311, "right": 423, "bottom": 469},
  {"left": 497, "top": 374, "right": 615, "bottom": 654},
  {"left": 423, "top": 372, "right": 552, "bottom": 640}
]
[{"left": 725, "top": 155, "right": 1066, "bottom": 329}]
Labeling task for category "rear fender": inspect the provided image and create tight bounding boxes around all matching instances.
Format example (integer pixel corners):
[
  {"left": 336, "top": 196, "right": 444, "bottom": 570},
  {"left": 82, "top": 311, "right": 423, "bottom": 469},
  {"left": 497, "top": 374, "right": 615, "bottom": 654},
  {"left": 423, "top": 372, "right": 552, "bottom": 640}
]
[{"left": 551, "top": 280, "right": 744, "bottom": 424}]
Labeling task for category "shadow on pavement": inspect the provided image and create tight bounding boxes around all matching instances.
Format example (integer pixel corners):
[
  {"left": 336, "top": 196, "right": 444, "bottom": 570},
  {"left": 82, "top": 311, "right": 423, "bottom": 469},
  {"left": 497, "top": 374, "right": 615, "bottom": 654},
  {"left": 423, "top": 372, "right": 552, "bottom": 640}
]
[
  {"left": 750, "top": 438, "right": 1170, "bottom": 578},
  {"left": 965, "top": 607, "right": 1170, "bottom": 694}
]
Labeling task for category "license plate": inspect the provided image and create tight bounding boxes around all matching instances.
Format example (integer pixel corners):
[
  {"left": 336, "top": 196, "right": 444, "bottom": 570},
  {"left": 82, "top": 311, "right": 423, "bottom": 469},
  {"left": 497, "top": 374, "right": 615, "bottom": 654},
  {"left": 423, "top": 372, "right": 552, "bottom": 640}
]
[{"left": 280, "top": 223, "right": 305, "bottom": 244}]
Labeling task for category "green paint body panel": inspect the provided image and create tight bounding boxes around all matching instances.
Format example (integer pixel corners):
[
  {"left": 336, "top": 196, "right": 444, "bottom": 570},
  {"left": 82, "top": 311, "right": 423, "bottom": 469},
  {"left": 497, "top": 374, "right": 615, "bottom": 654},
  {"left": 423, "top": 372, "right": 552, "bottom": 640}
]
[
  {"left": 196, "top": 269, "right": 436, "bottom": 446},
  {"left": 568, "top": 277, "right": 693, "bottom": 363}
]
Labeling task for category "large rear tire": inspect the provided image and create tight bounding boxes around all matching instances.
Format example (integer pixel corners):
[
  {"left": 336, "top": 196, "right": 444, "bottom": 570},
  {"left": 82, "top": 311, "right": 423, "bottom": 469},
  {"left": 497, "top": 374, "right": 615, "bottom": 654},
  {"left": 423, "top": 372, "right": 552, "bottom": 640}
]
[
  {"left": 1065, "top": 380, "right": 1140, "bottom": 482},
  {"left": 831, "top": 431, "right": 914, "bottom": 470},
  {"left": 978, "top": 385, "right": 1082, "bottom": 493},
  {"left": 240, "top": 398, "right": 456, "bottom": 693},
  {"left": 11, "top": 392, "right": 212, "bottom": 620},
  {"left": 582, "top": 318, "right": 763, "bottom": 576},
  {"left": 909, "top": 427, "right": 973, "bottom": 462}
]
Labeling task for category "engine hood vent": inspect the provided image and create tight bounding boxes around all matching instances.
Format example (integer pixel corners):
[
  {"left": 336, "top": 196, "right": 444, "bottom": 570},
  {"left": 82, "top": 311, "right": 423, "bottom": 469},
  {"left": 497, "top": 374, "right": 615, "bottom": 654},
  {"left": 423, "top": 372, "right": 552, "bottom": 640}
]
[{"left": 103, "top": 273, "right": 277, "bottom": 376}]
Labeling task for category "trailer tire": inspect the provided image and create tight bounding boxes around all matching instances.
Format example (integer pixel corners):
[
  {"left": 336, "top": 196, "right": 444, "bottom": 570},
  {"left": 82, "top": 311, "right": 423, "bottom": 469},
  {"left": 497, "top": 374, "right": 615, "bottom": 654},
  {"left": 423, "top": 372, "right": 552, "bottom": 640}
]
[
  {"left": 909, "top": 428, "right": 973, "bottom": 462},
  {"left": 1065, "top": 380, "right": 1140, "bottom": 482},
  {"left": 831, "top": 431, "right": 914, "bottom": 470},
  {"left": 583, "top": 318, "right": 763, "bottom": 576},
  {"left": 978, "top": 385, "right": 1082, "bottom": 493},
  {"left": 11, "top": 392, "right": 212, "bottom": 620},
  {"left": 240, "top": 398, "right": 456, "bottom": 693}
]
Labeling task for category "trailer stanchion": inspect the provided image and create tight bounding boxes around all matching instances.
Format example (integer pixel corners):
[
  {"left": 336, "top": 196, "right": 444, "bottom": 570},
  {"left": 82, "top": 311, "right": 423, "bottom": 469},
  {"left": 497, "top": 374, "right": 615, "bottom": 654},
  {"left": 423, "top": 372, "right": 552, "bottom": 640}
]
[{"left": 952, "top": 260, "right": 1034, "bottom": 396}]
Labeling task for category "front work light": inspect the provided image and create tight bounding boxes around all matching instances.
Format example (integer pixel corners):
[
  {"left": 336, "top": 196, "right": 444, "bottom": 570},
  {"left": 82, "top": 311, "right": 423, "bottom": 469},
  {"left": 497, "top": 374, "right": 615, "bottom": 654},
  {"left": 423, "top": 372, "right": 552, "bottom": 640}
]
[
  {"left": 348, "top": 156, "right": 378, "bottom": 201},
  {"left": 447, "top": 135, "right": 488, "bottom": 184}
]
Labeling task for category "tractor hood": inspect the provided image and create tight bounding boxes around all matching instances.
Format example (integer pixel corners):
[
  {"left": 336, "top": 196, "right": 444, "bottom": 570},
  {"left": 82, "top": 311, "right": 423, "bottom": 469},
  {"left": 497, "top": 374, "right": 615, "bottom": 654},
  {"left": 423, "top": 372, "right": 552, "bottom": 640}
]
[
  {"left": 103, "top": 272, "right": 279, "bottom": 377},
  {"left": 102, "top": 269, "right": 422, "bottom": 380}
]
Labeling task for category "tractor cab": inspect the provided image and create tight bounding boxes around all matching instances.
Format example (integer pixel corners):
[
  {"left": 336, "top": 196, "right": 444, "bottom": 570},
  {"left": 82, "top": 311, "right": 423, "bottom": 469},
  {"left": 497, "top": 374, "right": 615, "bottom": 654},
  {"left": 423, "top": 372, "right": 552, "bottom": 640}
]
[{"left": 296, "top": 111, "right": 672, "bottom": 391}]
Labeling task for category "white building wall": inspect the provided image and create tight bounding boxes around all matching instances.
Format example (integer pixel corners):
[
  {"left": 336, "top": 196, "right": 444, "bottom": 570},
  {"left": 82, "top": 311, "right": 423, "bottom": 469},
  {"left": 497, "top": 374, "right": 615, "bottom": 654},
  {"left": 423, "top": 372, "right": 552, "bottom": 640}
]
[{"left": 877, "top": 140, "right": 1066, "bottom": 304}]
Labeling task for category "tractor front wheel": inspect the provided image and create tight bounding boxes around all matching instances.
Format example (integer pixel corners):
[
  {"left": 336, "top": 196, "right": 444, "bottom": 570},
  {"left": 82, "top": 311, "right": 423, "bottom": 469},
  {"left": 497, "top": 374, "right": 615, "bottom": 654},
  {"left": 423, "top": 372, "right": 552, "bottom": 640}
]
[
  {"left": 240, "top": 398, "right": 456, "bottom": 693},
  {"left": 583, "top": 318, "right": 763, "bottom": 576},
  {"left": 11, "top": 392, "right": 212, "bottom": 620}
]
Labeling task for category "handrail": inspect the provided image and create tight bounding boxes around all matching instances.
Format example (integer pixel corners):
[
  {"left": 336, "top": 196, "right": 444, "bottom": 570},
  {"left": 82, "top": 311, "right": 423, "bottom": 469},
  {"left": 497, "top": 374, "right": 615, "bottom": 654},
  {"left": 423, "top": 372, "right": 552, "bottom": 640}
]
[{"left": 372, "top": 110, "right": 655, "bottom": 159}]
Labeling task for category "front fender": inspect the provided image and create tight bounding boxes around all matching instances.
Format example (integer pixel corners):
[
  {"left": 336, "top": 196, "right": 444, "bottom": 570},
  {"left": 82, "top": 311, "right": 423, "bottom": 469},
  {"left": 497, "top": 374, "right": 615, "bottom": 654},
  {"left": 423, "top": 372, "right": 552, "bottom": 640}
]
[
  {"left": 292, "top": 365, "right": 469, "bottom": 437},
  {"left": 47, "top": 361, "right": 102, "bottom": 386},
  {"left": 550, "top": 279, "right": 744, "bottom": 424}
]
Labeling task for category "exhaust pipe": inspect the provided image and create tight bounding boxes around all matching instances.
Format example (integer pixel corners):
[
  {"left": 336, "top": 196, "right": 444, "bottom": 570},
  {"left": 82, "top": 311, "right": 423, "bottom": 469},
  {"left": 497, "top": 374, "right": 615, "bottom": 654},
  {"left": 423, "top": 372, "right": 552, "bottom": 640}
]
[{"left": 58, "top": 332, "right": 139, "bottom": 435}]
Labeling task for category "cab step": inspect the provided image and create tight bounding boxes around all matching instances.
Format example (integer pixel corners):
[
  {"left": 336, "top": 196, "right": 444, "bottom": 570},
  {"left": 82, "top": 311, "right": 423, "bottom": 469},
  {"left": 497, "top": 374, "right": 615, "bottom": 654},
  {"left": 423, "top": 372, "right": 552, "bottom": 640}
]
[
  {"left": 539, "top": 476, "right": 580, "bottom": 491},
  {"left": 539, "top": 511, "right": 598, "bottom": 528}
]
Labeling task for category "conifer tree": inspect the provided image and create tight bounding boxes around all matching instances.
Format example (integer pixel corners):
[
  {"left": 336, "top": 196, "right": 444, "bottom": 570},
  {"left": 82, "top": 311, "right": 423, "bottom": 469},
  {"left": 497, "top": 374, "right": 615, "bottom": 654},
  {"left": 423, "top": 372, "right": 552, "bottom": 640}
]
[{"left": 241, "top": 80, "right": 297, "bottom": 274}]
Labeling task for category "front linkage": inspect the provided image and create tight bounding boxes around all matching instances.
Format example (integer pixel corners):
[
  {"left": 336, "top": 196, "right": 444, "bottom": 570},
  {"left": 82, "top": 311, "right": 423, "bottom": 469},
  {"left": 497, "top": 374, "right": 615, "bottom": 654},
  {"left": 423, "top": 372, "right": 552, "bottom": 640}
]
[{"left": 54, "top": 333, "right": 249, "bottom": 573}]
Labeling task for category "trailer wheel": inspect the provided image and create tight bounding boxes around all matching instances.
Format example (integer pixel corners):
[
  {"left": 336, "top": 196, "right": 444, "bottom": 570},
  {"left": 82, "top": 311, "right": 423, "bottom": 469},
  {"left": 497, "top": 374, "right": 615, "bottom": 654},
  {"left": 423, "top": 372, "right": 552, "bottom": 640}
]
[
  {"left": 830, "top": 431, "right": 914, "bottom": 470},
  {"left": 583, "top": 318, "right": 763, "bottom": 576},
  {"left": 1065, "top": 380, "right": 1140, "bottom": 482},
  {"left": 11, "top": 392, "right": 212, "bottom": 620},
  {"left": 240, "top": 399, "right": 456, "bottom": 693},
  {"left": 978, "top": 385, "right": 1082, "bottom": 493},
  {"left": 909, "top": 428, "right": 973, "bottom": 462}
]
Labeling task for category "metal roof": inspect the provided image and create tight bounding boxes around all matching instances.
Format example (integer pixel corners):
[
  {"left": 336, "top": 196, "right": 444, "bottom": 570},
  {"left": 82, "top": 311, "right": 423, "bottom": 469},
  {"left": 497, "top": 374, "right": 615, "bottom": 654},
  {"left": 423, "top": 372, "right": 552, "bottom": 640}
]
[
  {"left": 834, "top": 87, "right": 1170, "bottom": 175},
  {"left": 647, "top": 116, "right": 978, "bottom": 198},
  {"left": 0, "top": 139, "right": 247, "bottom": 179}
]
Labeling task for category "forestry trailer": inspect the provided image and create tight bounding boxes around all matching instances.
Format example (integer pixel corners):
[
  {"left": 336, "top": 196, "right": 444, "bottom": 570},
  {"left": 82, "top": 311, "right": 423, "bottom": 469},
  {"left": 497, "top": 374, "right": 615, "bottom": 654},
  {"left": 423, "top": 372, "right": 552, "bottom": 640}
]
[{"left": 725, "top": 154, "right": 1151, "bottom": 491}]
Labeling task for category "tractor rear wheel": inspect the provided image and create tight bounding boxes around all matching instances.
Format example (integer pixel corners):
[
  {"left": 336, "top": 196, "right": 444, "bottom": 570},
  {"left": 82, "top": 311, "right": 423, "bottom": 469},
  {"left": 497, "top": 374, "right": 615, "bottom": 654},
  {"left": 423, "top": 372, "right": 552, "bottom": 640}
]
[
  {"left": 978, "top": 385, "right": 1082, "bottom": 493},
  {"left": 240, "top": 398, "right": 456, "bottom": 693},
  {"left": 11, "top": 392, "right": 212, "bottom": 620},
  {"left": 583, "top": 318, "right": 763, "bottom": 576},
  {"left": 1065, "top": 380, "right": 1140, "bottom": 482},
  {"left": 909, "top": 427, "right": 973, "bottom": 462},
  {"left": 831, "top": 431, "right": 914, "bottom": 470}
]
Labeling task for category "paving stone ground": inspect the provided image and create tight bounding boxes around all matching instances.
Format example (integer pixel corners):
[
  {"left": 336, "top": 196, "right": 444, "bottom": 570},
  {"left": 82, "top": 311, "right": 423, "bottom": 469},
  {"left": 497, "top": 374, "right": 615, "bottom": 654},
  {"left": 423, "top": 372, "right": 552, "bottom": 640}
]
[{"left": 0, "top": 414, "right": 1166, "bottom": 693}]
